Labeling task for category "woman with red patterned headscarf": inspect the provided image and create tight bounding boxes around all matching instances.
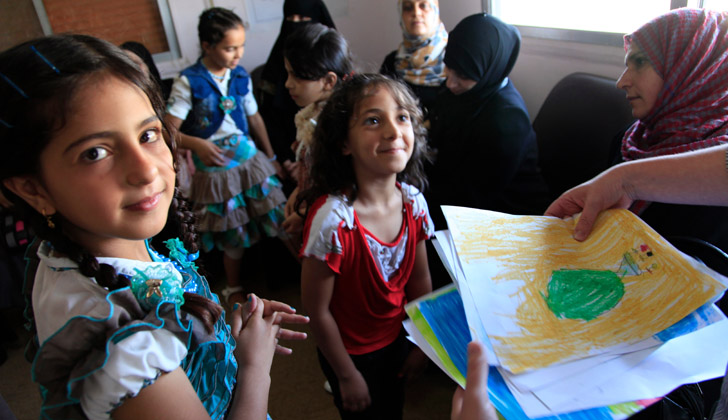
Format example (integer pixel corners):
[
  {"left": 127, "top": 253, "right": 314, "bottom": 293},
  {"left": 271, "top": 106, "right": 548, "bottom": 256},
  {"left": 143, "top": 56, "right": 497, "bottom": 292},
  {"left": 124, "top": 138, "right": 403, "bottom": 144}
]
[
  {"left": 619, "top": 8, "right": 728, "bottom": 161},
  {"left": 614, "top": 8, "right": 728, "bottom": 252}
]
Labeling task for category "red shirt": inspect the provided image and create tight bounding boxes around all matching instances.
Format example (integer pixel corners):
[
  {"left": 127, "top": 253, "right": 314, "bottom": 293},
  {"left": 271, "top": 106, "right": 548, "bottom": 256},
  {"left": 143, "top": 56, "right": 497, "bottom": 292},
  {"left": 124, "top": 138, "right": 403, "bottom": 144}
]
[{"left": 301, "top": 183, "right": 433, "bottom": 355}]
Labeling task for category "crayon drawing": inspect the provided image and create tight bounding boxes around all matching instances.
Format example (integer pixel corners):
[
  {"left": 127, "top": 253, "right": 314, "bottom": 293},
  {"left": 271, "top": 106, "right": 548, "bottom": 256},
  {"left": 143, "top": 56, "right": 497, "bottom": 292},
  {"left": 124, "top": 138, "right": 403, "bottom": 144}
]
[
  {"left": 443, "top": 207, "right": 726, "bottom": 374},
  {"left": 405, "top": 285, "right": 653, "bottom": 420}
]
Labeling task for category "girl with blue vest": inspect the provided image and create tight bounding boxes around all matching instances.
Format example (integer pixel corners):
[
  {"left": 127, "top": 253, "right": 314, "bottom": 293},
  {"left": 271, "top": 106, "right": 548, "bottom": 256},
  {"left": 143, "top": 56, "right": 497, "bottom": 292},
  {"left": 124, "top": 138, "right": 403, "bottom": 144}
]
[{"left": 166, "top": 8, "right": 287, "bottom": 306}]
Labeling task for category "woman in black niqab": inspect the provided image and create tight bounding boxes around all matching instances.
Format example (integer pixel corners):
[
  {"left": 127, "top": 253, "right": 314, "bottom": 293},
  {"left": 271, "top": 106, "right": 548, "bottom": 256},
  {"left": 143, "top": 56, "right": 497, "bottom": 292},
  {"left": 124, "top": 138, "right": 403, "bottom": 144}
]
[
  {"left": 427, "top": 14, "right": 549, "bottom": 227},
  {"left": 259, "top": 0, "right": 336, "bottom": 173}
]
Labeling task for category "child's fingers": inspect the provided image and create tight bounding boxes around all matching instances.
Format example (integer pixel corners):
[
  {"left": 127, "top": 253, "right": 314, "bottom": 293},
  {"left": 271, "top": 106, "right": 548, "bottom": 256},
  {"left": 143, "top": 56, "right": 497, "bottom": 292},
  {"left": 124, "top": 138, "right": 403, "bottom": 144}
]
[
  {"left": 248, "top": 294, "right": 265, "bottom": 319},
  {"left": 228, "top": 303, "right": 243, "bottom": 336},
  {"left": 266, "top": 312, "right": 282, "bottom": 351},
  {"left": 259, "top": 298, "right": 297, "bottom": 315},
  {"left": 277, "top": 328, "right": 308, "bottom": 341},
  {"left": 276, "top": 312, "right": 310, "bottom": 325}
]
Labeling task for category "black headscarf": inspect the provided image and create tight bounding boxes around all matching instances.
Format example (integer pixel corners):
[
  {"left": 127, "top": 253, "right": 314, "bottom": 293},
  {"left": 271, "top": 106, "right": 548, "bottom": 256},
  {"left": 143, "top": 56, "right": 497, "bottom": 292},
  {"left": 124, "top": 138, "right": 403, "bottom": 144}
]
[
  {"left": 428, "top": 14, "right": 548, "bottom": 218},
  {"left": 442, "top": 13, "right": 520, "bottom": 108},
  {"left": 261, "top": 0, "right": 336, "bottom": 86},
  {"left": 259, "top": 0, "right": 336, "bottom": 166}
]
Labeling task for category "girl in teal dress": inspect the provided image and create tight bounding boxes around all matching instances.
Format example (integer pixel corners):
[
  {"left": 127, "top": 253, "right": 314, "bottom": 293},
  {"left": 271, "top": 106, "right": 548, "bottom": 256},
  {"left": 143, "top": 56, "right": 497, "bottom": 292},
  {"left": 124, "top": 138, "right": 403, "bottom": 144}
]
[{"left": 0, "top": 33, "right": 307, "bottom": 420}]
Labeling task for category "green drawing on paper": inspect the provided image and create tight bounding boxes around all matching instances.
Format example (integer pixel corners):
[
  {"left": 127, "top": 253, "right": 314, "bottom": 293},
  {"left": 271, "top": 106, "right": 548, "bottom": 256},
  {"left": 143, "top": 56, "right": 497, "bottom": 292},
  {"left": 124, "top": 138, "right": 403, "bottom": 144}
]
[{"left": 542, "top": 269, "right": 625, "bottom": 321}]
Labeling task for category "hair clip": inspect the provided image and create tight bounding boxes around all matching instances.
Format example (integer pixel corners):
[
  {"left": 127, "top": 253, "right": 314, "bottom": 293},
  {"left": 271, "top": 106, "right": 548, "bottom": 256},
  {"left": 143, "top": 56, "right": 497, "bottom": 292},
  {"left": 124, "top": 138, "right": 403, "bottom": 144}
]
[
  {"left": 0, "top": 72, "right": 28, "bottom": 98},
  {"left": 0, "top": 119, "right": 12, "bottom": 129},
  {"left": 130, "top": 266, "right": 185, "bottom": 311},
  {"left": 31, "top": 46, "right": 60, "bottom": 74},
  {"left": 342, "top": 71, "right": 356, "bottom": 82}
]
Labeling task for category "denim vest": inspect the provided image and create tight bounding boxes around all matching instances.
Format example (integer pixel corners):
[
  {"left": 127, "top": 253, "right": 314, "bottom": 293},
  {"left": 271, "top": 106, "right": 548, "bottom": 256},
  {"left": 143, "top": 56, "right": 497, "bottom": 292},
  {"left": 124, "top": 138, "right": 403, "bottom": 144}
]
[{"left": 179, "top": 60, "right": 250, "bottom": 139}]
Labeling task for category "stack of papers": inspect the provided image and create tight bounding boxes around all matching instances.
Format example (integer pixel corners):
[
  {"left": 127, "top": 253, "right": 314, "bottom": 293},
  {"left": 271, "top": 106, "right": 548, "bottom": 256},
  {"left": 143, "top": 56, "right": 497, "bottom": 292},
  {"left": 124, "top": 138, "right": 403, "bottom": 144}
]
[{"left": 405, "top": 207, "right": 728, "bottom": 420}]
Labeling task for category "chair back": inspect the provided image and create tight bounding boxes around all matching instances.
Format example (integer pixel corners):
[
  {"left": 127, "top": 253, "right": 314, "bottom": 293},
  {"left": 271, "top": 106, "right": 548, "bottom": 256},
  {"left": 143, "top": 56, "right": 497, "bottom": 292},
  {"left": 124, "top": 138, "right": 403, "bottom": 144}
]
[{"left": 533, "top": 72, "right": 634, "bottom": 199}]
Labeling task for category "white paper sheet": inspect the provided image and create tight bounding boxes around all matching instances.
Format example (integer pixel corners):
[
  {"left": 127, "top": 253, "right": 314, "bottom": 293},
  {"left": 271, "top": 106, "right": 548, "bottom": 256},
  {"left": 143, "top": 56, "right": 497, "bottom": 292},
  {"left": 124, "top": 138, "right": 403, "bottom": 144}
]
[{"left": 512, "top": 320, "right": 728, "bottom": 417}]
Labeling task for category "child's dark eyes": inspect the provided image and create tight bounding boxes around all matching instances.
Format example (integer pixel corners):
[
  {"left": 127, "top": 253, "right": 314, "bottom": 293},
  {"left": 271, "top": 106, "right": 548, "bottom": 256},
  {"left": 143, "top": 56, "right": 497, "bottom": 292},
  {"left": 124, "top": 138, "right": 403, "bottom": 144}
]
[
  {"left": 364, "top": 117, "right": 380, "bottom": 125},
  {"left": 140, "top": 128, "right": 161, "bottom": 144},
  {"left": 81, "top": 147, "right": 109, "bottom": 162},
  {"left": 398, "top": 113, "right": 410, "bottom": 123}
]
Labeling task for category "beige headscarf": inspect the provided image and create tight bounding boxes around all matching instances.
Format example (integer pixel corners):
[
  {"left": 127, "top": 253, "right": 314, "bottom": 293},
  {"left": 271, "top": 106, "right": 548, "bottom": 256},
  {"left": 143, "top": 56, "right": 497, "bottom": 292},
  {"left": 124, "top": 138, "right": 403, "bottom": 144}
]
[{"left": 394, "top": 0, "right": 448, "bottom": 86}]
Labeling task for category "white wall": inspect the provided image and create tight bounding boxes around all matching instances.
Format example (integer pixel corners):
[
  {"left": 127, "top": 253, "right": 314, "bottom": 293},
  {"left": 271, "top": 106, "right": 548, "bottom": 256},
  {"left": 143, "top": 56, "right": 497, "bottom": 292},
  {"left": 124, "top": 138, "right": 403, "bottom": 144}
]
[{"left": 157, "top": 0, "right": 627, "bottom": 120}]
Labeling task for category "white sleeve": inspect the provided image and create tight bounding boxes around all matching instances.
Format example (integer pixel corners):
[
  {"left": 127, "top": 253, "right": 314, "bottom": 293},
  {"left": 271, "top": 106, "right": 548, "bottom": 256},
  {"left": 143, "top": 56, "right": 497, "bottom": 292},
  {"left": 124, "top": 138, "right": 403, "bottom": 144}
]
[
  {"left": 243, "top": 78, "right": 258, "bottom": 116},
  {"left": 301, "top": 196, "right": 352, "bottom": 262},
  {"left": 80, "top": 329, "right": 188, "bottom": 419},
  {"left": 166, "top": 75, "right": 193, "bottom": 121},
  {"left": 403, "top": 183, "right": 436, "bottom": 238}
]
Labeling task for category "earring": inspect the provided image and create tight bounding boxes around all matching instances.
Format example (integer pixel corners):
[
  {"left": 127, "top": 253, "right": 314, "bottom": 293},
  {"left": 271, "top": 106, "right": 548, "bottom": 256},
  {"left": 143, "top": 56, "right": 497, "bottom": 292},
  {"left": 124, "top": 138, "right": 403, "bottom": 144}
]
[{"left": 41, "top": 209, "right": 55, "bottom": 229}]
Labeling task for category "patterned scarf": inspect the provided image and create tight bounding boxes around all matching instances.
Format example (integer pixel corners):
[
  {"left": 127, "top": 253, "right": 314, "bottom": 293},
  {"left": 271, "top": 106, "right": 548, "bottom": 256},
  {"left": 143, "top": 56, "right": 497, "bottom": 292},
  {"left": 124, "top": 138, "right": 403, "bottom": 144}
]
[
  {"left": 394, "top": 0, "right": 448, "bottom": 87},
  {"left": 621, "top": 8, "right": 728, "bottom": 162}
]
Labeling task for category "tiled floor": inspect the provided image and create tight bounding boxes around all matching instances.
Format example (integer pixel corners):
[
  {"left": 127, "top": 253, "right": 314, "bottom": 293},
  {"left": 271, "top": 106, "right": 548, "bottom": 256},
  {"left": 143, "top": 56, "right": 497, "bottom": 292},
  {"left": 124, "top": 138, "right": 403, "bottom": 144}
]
[{"left": 0, "top": 239, "right": 455, "bottom": 419}]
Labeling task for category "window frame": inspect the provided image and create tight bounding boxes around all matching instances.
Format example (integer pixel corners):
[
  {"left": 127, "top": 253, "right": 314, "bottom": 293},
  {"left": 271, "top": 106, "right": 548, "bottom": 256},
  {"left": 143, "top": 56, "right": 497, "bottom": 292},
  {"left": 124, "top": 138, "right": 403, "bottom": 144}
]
[
  {"left": 31, "top": 0, "right": 180, "bottom": 61},
  {"left": 483, "top": 0, "right": 692, "bottom": 47}
]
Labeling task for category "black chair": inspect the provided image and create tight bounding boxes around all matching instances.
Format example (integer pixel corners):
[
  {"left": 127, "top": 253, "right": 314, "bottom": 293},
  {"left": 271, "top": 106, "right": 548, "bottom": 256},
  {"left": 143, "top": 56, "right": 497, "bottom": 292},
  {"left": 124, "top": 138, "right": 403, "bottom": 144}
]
[
  {"left": 532, "top": 72, "right": 635, "bottom": 199},
  {"left": 667, "top": 235, "right": 728, "bottom": 417}
]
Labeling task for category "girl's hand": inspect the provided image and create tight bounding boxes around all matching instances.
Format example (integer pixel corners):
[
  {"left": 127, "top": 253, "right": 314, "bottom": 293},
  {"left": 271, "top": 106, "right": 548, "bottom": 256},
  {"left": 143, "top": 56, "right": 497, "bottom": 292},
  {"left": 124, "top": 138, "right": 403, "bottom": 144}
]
[
  {"left": 268, "top": 158, "right": 285, "bottom": 180},
  {"left": 282, "top": 211, "right": 304, "bottom": 236},
  {"left": 283, "top": 160, "right": 300, "bottom": 182},
  {"left": 284, "top": 187, "right": 299, "bottom": 218},
  {"left": 230, "top": 294, "right": 280, "bottom": 374},
  {"left": 398, "top": 346, "right": 429, "bottom": 381},
  {"left": 241, "top": 295, "right": 309, "bottom": 355},
  {"left": 194, "top": 141, "right": 227, "bottom": 167},
  {"left": 339, "top": 370, "right": 371, "bottom": 412}
]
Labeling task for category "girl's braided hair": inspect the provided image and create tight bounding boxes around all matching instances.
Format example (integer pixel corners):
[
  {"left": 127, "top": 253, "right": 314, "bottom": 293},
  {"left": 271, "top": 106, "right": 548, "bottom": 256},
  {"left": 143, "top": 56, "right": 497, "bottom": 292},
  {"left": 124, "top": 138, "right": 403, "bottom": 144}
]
[{"left": 0, "top": 34, "right": 221, "bottom": 332}]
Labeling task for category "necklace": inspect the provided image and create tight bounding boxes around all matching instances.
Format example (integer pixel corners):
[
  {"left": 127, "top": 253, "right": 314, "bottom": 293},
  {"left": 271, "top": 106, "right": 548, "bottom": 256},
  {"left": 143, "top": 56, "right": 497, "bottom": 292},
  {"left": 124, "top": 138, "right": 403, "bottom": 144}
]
[{"left": 210, "top": 70, "right": 226, "bottom": 81}]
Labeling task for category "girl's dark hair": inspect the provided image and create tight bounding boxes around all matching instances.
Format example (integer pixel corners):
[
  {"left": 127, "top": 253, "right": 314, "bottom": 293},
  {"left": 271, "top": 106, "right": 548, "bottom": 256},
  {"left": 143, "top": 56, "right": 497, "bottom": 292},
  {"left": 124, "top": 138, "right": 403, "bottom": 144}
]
[
  {"left": 0, "top": 34, "right": 221, "bottom": 332},
  {"left": 297, "top": 74, "right": 432, "bottom": 210},
  {"left": 283, "top": 23, "right": 353, "bottom": 82},
  {"left": 120, "top": 41, "right": 163, "bottom": 88},
  {"left": 198, "top": 7, "right": 244, "bottom": 47}
]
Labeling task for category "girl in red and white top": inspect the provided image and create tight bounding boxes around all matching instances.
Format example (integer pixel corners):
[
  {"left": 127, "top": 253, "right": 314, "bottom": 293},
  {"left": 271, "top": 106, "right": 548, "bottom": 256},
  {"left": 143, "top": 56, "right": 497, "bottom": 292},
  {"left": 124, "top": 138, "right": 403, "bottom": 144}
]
[{"left": 297, "top": 74, "right": 434, "bottom": 420}]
